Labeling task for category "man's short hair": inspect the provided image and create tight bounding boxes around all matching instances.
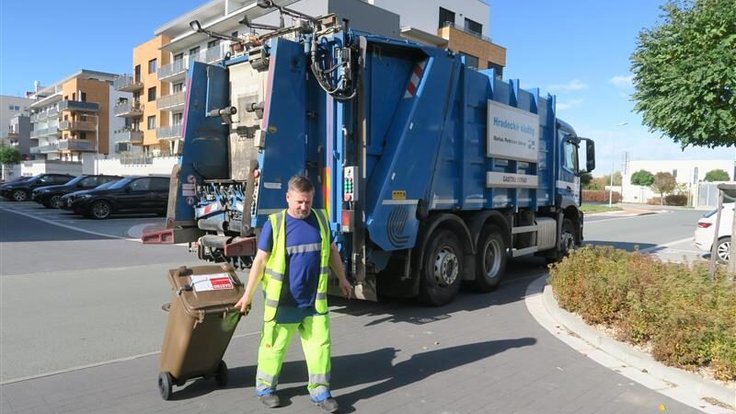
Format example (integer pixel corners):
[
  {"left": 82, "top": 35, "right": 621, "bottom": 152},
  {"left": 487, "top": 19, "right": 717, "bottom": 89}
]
[{"left": 288, "top": 175, "right": 314, "bottom": 193}]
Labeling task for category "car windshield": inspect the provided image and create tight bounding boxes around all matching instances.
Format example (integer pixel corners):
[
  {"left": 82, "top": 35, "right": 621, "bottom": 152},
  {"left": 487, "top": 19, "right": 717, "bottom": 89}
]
[
  {"left": 108, "top": 177, "right": 135, "bottom": 189},
  {"left": 63, "top": 176, "right": 86, "bottom": 186}
]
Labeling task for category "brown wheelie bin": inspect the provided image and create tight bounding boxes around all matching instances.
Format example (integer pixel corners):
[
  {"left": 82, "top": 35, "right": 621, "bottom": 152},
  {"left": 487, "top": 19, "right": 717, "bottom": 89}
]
[{"left": 158, "top": 264, "right": 245, "bottom": 400}]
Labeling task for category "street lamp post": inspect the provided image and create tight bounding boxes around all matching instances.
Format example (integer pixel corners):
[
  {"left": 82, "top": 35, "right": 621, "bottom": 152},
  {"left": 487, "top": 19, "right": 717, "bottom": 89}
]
[{"left": 608, "top": 122, "right": 628, "bottom": 207}]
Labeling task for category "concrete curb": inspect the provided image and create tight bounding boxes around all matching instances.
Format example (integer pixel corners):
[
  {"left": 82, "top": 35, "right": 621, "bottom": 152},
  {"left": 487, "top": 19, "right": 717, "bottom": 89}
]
[{"left": 526, "top": 276, "right": 736, "bottom": 413}]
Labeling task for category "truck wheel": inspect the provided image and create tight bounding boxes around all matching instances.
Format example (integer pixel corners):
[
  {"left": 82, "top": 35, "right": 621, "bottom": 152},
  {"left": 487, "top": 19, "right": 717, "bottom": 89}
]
[
  {"left": 472, "top": 225, "right": 506, "bottom": 292},
  {"left": 158, "top": 371, "right": 174, "bottom": 400},
  {"left": 90, "top": 200, "right": 111, "bottom": 219},
  {"left": 50, "top": 195, "right": 63, "bottom": 209},
  {"left": 12, "top": 190, "right": 27, "bottom": 202},
  {"left": 215, "top": 360, "right": 228, "bottom": 387},
  {"left": 715, "top": 237, "right": 731, "bottom": 264},
  {"left": 418, "top": 229, "right": 463, "bottom": 306},
  {"left": 560, "top": 218, "right": 576, "bottom": 256}
]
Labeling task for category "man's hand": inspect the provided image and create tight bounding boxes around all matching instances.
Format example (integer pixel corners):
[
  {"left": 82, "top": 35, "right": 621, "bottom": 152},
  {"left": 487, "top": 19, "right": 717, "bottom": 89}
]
[
  {"left": 234, "top": 294, "right": 251, "bottom": 315},
  {"left": 339, "top": 277, "right": 353, "bottom": 299}
]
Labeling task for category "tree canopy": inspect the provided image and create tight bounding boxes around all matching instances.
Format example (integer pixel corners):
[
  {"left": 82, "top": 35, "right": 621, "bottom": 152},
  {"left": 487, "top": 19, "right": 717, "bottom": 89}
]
[
  {"left": 703, "top": 168, "right": 730, "bottom": 182},
  {"left": 631, "top": 169, "right": 655, "bottom": 186},
  {"left": 631, "top": 0, "right": 736, "bottom": 148},
  {"left": 0, "top": 146, "right": 21, "bottom": 164},
  {"left": 651, "top": 172, "right": 677, "bottom": 203}
]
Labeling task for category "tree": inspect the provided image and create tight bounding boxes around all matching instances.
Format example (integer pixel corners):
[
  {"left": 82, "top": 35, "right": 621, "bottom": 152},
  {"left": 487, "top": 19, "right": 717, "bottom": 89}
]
[
  {"left": 651, "top": 172, "right": 677, "bottom": 204},
  {"left": 581, "top": 172, "right": 594, "bottom": 188},
  {"left": 0, "top": 146, "right": 21, "bottom": 164},
  {"left": 631, "top": 0, "right": 736, "bottom": 148},
  {"left": 704, "top": 168, "right": 730, "bottom": 182},
  {"left": 630, "top": 169, "right": 655, "bottom": 186}
]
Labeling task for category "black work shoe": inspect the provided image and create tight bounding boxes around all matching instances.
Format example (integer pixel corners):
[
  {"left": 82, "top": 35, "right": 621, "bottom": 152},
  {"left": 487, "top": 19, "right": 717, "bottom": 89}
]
[
  {"left": 259, "top": 393, "right": 281, "bottom": 408},
  {"left": 314, "top": 397, "right": 339, "bottom": 413}
]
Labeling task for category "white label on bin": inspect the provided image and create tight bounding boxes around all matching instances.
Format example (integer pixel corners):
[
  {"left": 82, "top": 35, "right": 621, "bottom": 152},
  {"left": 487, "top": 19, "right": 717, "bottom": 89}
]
[{"left": 190, "top": 273, "right": 234, "bottom": 292}]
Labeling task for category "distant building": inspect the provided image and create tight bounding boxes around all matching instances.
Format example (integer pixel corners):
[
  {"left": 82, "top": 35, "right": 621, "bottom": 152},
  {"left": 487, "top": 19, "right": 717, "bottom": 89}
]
[
  {"left": 130, "top": 0, "right": 505, "bottom": 155},
  {"left": 113, "top": 35, "right": 171, "bottom": 156},
  {"left": 5, "top": 114, "right": 31, "bottom": 159},
  {"left": 28, "top": 70, "right": 131, "bottom": 161},
  {"left": 0, "top": 95, "right": 34, "bottom": 146},
  {"left": 621, "top": 159, "right": 735, "bottom": 207}
]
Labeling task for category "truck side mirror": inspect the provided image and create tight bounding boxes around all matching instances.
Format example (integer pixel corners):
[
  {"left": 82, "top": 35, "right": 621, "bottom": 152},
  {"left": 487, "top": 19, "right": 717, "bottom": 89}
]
[{"left": 581, "top": 138, "right": 595, "bottom": 173}]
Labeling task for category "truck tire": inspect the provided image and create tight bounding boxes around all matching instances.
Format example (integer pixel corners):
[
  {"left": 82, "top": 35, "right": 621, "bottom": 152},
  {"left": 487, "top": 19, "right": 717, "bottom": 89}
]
[
  {"left": 560, "top": 218, "right": 576, "bottom": 256},
  {"left": 418, "top": 229, "right": 463, "bottom": 306},
  {"left": 472, "top": 225, "right": 506, "bottom": 292},
  {"left": 715, "top": 237, "right": 731, "bottom": 264}
]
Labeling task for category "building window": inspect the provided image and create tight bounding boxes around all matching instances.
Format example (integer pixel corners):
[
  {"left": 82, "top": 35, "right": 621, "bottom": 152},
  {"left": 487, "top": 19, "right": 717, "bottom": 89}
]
[
  {"left": 189, "top": 46, "right": 200, "bottom": 60},
  {"left": 148, "top": 58, "right": 157, "bottom": 74},
  {"left": 231, "top": 31, "right": 238, "bottom": 38},
  {"left": 80, "top": 92, "right": 87, "bottom": 102},
  {"left": 439, "top": 7, "right": 455, "bottom": 28},
  {"left": 173, "top": 83, "right": 183, "bottom": 93},
  {"left": 488, "top": 62, "right": 504, "bottom": 79},
  {"left": 461, "top": 53, "right": 479, "bottom": 70},
  {"left": 172, "top": 112, "right": 183, "bottom": 125},
  {"left": 147, "top": 116, "right": 156, "bottom": 130},
  {"left": 134, "top": 65, "right": 141, "bottom": 82},
  {"left": 148, "top": 87, "right": 157, "bottom": 102},
  {"left": 207, "top": 39, "right": 219, "bottom": 48},
  {"left": 464, "top": 18, "right": 482, "bottom": 37}
]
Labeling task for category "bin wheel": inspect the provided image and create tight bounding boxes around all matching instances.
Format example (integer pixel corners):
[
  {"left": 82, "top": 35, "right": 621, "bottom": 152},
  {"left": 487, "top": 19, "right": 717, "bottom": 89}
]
[
  {"left": 215, "top": 361, "right": 228, "bottom": 387},
  {"left": 158, "top": 371, "right": 174, "bottom": 400}
]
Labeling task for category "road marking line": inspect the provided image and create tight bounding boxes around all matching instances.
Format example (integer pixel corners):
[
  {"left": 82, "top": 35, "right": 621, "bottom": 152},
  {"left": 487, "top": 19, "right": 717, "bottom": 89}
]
[
  {"left": 639, "top": 237, "right": 694, "bottom": 253},
  {"left": 0, "top": 205, "right": 143, "bottom": 243}
]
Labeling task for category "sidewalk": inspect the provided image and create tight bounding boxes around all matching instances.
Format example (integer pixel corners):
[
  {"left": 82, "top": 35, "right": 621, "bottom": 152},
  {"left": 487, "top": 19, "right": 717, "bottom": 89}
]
[{"left": 526, "top": 276, "right": 736, "bottom": 414}]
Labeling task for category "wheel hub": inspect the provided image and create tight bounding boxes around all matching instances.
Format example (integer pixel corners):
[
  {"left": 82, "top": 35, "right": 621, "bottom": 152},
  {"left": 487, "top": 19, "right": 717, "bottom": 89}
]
[
  {"left": 717, "top": 241, "right": 731, "bottom": 262},
  {"left": 433, "top": 248, "right": 458, "bottom": 286},
  {"left": 483, "top": 239, "right": 501, "bottom": 277}
]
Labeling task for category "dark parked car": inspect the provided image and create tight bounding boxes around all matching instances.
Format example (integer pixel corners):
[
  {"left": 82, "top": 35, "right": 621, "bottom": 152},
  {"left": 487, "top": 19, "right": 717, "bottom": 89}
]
[
  {"left": 71, "top": 176, "right": 171, "bottom": 219},
  {"left": 33, "top": 174, "right": 122, "bottom": 208},
  {"left": 61, "top": 179, "right": 122, "bottom": 211},
  {"left": 1, "top": 174, "right": 74, "bottom": 202}
]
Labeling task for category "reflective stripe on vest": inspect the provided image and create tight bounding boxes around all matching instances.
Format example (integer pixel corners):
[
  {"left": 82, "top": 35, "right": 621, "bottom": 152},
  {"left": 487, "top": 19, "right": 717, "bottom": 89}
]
[{"left": 262, "top": 208, "right": 331, "bottom": 321}]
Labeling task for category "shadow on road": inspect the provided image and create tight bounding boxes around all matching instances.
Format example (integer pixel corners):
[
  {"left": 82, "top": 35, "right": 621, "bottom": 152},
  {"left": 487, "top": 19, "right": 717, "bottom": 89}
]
[
  {"left": 584, "top": 240, "right": 658, "bottom": 252},
  {"left": 170, "top": 338, "right": 537, "bottom": 409}
]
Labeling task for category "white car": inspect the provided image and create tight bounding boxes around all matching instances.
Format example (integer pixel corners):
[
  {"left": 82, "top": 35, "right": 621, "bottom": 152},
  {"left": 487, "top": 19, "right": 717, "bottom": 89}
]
[{"left": 694, "top": 202, "right": 733, "bottom": 263}]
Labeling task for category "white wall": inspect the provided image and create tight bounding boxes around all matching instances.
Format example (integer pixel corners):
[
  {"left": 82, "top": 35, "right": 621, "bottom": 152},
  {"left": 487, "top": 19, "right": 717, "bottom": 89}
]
[
  {"left": 92, "top": 156, "right": 179, "bottom": 176},
  {"left": 20, "top": 160, "right": 83, "bottom": 176},
  {"left": 621, "top": 159, "right": 735, "bottom": 205}
]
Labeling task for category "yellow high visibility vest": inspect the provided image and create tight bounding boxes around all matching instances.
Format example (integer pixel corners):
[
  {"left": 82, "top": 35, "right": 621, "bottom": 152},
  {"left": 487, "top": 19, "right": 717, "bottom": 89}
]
[{"left": 262, "top": 209, "right": 331, "bottom": 321}]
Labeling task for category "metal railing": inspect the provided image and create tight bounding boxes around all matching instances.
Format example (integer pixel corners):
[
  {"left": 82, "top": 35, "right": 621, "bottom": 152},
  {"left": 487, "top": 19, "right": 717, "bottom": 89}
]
[
  {"left": 113, "top": 74, "right": 144, "bottom": 92},
  {"left": 58, "top": 100, "right": 99, "bottom": 113},
  {"left": 30, "top": 107, "right": 59, "bottom": 123},
  {"left": 59, "top": 120, "right": 96, "bottom": 131},
  {"left": 156, "top": 124, "right": 183, "bottom": 140},
  {"left": 440, "top": 21, "right": 493, "bottom": 43},
  {"left": 158, "top": 59, "right": 188, "bottom": 80},
  {"left": 113, "top": 128, "right": 144, "bottom": 144},
  {"left": 58, "top": 139, "right": 95, "bottom": 152},
  {"left": 114, "top": 100, "right": 143, "bottom": 117},
  {"left": 157, "top": 92, "right": 185, "bottom": 110}
]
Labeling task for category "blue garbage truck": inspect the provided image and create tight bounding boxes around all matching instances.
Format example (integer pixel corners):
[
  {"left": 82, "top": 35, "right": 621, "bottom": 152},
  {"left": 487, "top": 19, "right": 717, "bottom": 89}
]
[{"left": 143, "top": 9, "right": 595, "bottom": 306}]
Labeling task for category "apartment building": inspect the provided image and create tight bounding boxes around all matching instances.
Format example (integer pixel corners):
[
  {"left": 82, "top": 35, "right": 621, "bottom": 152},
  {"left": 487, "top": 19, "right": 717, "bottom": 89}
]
[
  {"left": 145, "top": 0, "right": 504, "bottom": 155},
  {"left": 113, "top": 35, "right": 171, "bottom": 156},
  {"left": 27, "top": 71, "right": 130, "bottom": 161},
  {"left": 0, "top": 95, "right": 34, "bottom": 145},
  {"left": 5, "top": 114, "right": 31, "bottom": 159}
]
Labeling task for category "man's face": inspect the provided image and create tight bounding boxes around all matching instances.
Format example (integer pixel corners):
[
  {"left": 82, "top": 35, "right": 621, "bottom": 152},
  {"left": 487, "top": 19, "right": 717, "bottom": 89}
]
[{"left": 286, "top": 189, "right": 313, "bottom": 219}]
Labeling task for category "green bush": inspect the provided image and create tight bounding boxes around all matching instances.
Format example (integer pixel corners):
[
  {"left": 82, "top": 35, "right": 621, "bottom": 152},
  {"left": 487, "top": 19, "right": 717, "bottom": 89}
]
[
  {"left": 549, "top": 246, "right": 736, "bottom": 381},
  {"left": 664, "top": 194, "right": 688, "bottom": 206},
  {"left": 582, "top": 190, "right": 621, "bottom": 203}
]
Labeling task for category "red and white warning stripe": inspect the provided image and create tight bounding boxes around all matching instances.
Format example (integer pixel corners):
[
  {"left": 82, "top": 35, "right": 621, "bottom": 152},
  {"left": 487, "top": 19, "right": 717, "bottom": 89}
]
[{"left": 403, "top": 60, "right": 427, "bottom": 98}]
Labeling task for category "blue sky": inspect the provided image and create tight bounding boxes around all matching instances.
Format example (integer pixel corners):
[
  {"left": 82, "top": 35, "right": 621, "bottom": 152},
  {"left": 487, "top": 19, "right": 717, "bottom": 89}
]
[{"left": 1, "top": 0, "right": 732, "bottom": 176}]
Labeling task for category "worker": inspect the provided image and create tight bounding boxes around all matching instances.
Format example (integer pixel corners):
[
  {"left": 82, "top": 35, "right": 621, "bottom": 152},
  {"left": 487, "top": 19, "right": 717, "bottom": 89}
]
[{"left": 236, "top": 175, "right": 352, "bottom": 413}]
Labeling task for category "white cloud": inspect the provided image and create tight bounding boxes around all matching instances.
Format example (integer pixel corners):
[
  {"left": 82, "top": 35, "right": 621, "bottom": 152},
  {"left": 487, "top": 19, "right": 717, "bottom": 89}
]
[
  {"left": 548, "top": 79, "right": 587, "bottom": 92},
  {"left": 556, "top": 98, "right": 583, "bottom": 111},
  {"left": 609, "top": 75, "right": 633, "bottom": 89}
]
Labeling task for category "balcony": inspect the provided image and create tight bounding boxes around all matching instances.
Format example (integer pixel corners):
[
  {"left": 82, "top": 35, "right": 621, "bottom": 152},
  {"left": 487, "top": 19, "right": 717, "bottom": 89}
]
[
  {"left": 157, "top": 92, "right": 185, "bottom": 111},
  {"left": 30, "top": 126, "right": 60, "bottom": 139},
  {"left": 113, "top": 74, "right": 144, "bottom": 92},
  {"left": 58, "top": 139, "right": 96, "bottom": 152},
  {"left": 30, "top": 142, "right": 59, "bottom": 154},
  {"left": 58, "top": 100, "right": 99, "bottom": 113},
  {"left": 158, "top": 59, "right": 188, "bottom": 82},
  {"left": 59, "top": 120, "right": 97, "bottom": 132},
  {"left": 156, "top": 124, "right": 183, "bottom": 140},
  {"left": 30, "top": 107, "right": 59, "bottom": 123},
  {"left": 205, "top": 47, "right": 225, "bottom": 63},
  {"left": 114, "top": 100, "right": 144, "bottom": 117},
  {"left": 114, "top": 128, "right": 144, "bottom": 144}
]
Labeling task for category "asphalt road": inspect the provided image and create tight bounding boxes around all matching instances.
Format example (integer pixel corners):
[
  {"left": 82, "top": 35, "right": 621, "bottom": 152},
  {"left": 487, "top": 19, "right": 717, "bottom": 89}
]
[{"left": 0, "top": 201, "right": 719, "bottom": 413}]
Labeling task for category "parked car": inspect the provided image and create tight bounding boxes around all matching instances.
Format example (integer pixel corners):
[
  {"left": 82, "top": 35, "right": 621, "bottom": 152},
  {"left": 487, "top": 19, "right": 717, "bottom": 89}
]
[
  {"left": 1, "top": 174, "right": 74, "bottom": 202},
  {"left": 61, "top": 179, "right": 122, "bottom": 211},
  {"left": 71, "top": 176, "right": 171, "bottom": 219},
  {"left": 32, "top": 174, "right": 122, "bottom": 208},
  {"left": 694, "top": 202, "right": 733, "bottom": 264}
]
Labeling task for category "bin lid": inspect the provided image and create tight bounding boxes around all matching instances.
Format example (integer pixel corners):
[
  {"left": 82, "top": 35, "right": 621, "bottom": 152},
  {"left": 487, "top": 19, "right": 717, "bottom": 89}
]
[{"left": 168, "top": 265, "right": 245, "bottom": 314}]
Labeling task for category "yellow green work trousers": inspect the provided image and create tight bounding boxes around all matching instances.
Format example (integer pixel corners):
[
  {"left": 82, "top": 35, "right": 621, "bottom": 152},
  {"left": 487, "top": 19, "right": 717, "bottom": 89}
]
[{"left": 255, "top": 314, "right": 332, "bottom": 401}]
